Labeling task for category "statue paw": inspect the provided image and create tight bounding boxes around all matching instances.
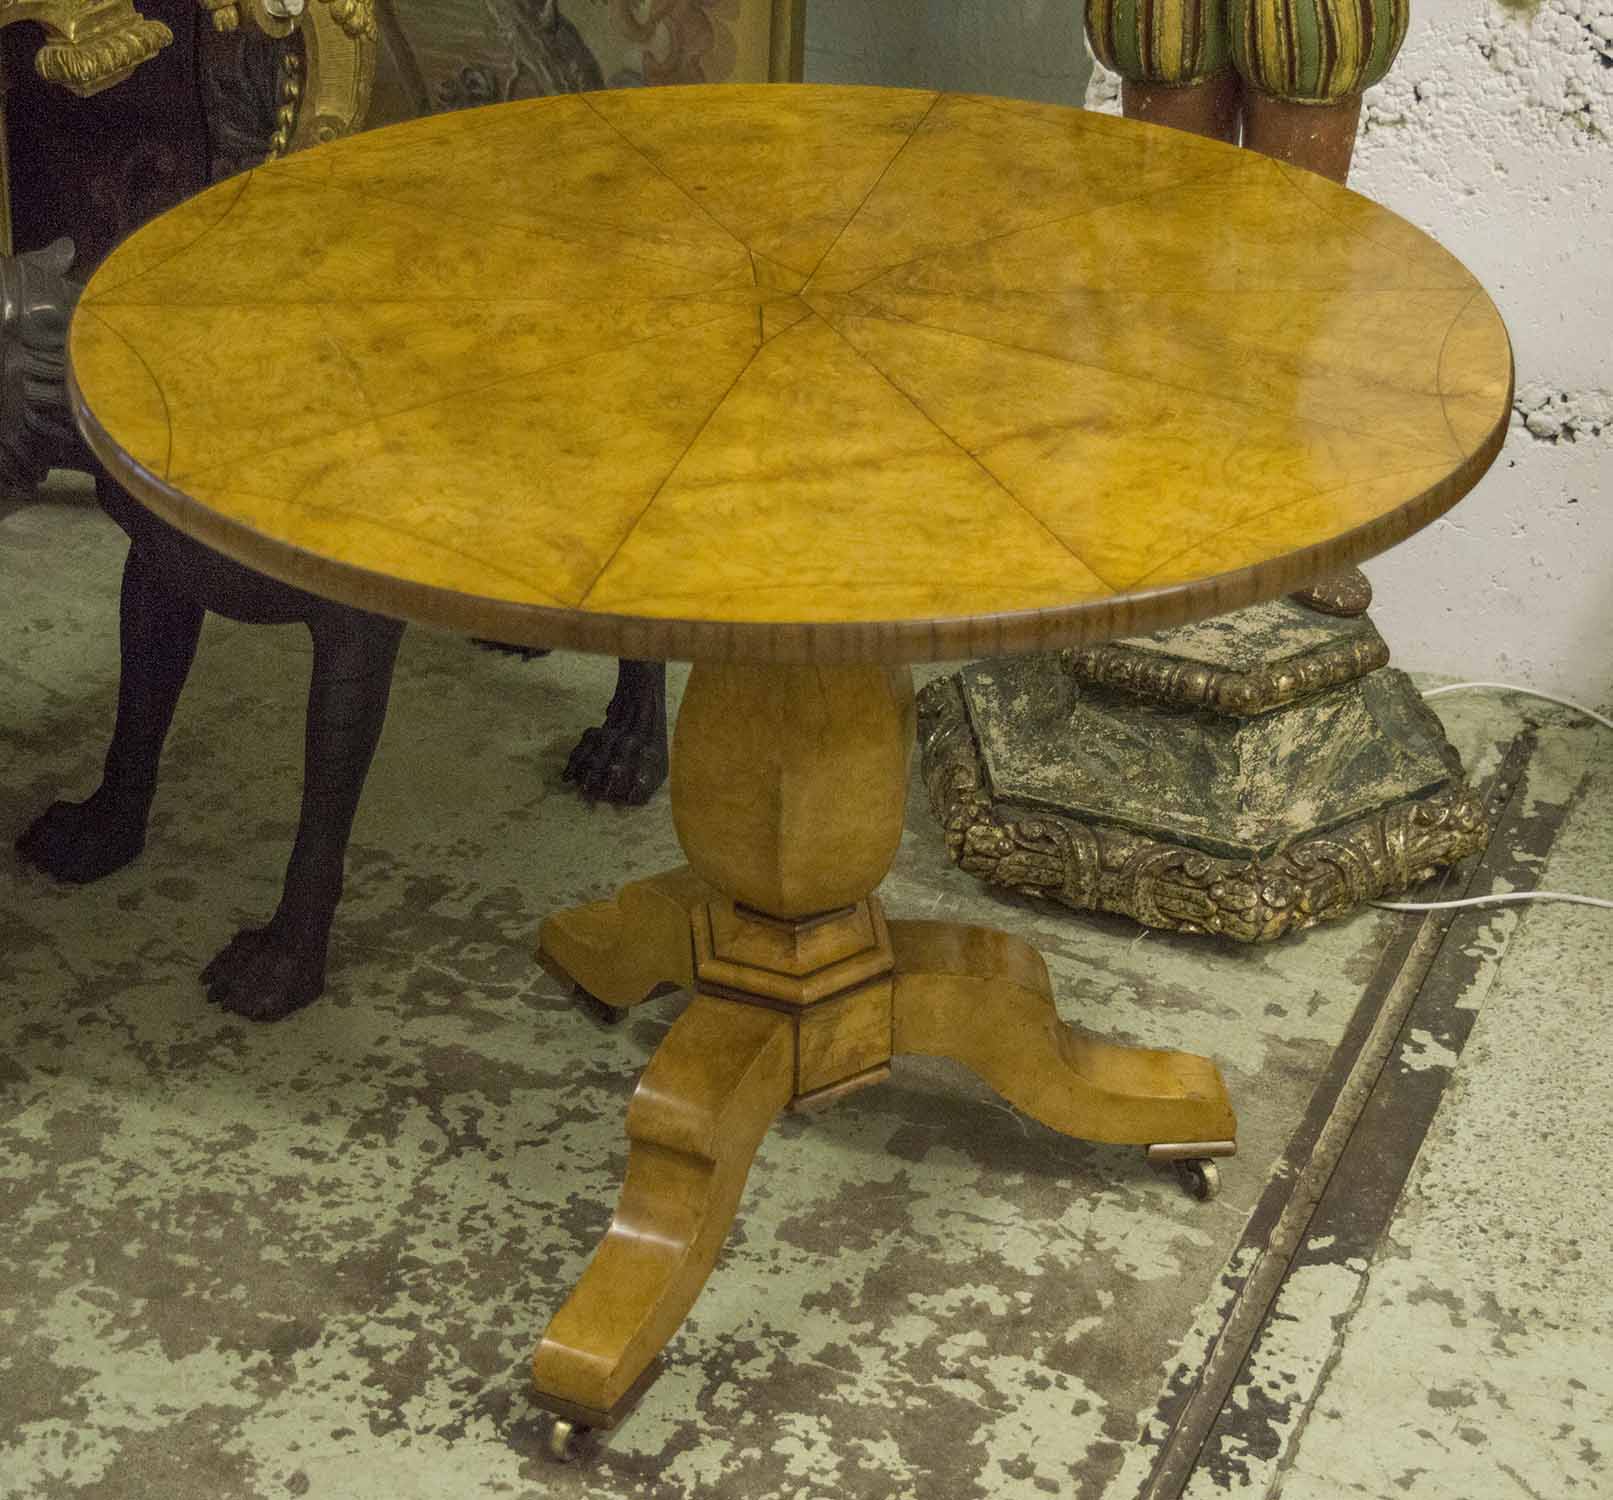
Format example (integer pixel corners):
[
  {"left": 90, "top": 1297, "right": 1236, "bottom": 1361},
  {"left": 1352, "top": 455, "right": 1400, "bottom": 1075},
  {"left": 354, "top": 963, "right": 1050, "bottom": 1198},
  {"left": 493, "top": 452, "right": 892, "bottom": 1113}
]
[
  {"left": 563, "top": 720, "right": 668, "bottom": 806},
  {"left": 16, "top": 788, "right": 148, "bottom": 883},
  {"left": 201, "top": 917, "right": 328, "bottom": 1021}
]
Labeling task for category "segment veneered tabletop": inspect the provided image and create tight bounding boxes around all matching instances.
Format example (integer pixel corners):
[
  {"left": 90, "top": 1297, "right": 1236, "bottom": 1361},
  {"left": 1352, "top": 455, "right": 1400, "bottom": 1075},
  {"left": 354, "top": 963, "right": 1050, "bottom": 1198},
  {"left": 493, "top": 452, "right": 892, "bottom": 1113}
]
[{"left": 69, "top": 85, "right": 1512, "bottom": 663}]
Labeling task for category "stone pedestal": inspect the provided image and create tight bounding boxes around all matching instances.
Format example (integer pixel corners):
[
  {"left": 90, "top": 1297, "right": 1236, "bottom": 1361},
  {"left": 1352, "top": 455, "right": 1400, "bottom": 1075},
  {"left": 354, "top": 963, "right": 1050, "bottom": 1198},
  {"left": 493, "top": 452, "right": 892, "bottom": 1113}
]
[{"left": 918, "top": 601, "right": 1488, "bottom": 942}]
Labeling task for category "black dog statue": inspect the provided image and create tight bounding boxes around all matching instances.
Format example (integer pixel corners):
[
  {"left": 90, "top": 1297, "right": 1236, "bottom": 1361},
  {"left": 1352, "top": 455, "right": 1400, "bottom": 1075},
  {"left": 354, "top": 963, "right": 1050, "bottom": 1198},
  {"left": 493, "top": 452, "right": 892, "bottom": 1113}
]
[{"left": 7, "top": 245, "right": 668, "bottom": 1023}]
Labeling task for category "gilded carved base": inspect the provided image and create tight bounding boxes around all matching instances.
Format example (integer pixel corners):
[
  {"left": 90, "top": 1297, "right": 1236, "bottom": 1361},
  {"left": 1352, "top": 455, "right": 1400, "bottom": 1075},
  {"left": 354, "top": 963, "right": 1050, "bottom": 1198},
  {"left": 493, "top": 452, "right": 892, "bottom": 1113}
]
[
  {"left": 1290, "top": 566, "right": 1374, "bottom": 619},
  {"left": 1066, "top": 610, "right": 1389, "bottom": 716},
  {"left": 0, "top": 0, "right": 172, "bottom": 96},
  {"left": 917, "top": 671, "right": 1489, "bottom": 944}
]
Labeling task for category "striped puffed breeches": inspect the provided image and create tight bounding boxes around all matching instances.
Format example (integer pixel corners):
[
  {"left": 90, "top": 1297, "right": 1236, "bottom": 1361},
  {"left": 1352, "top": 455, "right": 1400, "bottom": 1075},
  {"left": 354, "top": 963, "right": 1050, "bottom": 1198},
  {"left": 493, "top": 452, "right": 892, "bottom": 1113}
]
[{"left": 1085, "top": 0, "right": 1408, "bottom": 102}]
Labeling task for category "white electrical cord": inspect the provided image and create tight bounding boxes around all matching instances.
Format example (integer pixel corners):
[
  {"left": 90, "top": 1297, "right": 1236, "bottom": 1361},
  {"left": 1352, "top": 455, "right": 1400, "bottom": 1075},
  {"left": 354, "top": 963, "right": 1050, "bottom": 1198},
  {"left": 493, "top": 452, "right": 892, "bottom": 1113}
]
[
  {"left": 1375, "top": 892, "right": 1613, "bottom": 912},
  {"left": 1371, "top": 681, "right": 1613, "bottom": 914},
  {"left": 1419, "top": 680, "right": 1613, "bottom": 733}
]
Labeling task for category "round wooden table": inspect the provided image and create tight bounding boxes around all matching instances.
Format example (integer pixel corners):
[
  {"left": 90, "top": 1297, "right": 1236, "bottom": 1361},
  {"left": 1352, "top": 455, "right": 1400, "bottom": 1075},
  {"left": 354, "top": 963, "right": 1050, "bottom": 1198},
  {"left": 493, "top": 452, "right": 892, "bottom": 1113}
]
[{"left": 69, "top": 83, "right": 1512, "bottom": 1453}]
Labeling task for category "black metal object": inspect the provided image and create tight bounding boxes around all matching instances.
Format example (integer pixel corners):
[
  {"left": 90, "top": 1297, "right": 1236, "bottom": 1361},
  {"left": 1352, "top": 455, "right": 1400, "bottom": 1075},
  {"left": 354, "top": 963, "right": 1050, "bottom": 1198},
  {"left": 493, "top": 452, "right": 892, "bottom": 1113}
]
[{"left": 1133, "top": 731, "right": 1559, "bottom": 1499}]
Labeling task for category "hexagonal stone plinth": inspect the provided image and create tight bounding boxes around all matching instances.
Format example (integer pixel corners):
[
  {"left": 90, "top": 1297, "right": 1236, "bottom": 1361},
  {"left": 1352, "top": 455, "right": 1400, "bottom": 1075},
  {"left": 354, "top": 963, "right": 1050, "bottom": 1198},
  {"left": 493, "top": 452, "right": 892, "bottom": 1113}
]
[{"left": 918, "top": 604, "right": 1488, "bottom": 943}]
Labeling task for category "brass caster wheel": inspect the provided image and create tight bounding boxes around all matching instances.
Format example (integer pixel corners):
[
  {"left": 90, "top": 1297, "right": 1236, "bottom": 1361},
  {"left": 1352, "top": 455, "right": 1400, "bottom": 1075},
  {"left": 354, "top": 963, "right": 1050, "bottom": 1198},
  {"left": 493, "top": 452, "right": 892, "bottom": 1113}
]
[
  {"left": 575, "top": 988, "right": 625, "bottom": 1028},
  {"left": 1174, "top": 1158, "right": 1220, "bottom": 1202},
  {"left": 1145, "top": 1141, "right": 1233, "bottom": 1201},
  {"left": 546, "top": 1417, "right": 591, "bottom": 1463}
]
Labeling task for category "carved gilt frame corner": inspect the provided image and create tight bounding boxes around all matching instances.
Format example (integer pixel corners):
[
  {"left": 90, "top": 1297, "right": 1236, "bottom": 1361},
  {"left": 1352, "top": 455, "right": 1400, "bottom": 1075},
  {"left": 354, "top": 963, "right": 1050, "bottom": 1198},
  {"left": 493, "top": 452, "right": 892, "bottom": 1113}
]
[
  {"left": 770, "top": 0, "right": 804, "bottom": 82},
  {"left": 0, "top": 0, "right": 175, "bottom": 248},
  {"left": 289, "top": 0, "right": 375, "bottom": 150},
  {"left": 0, "top": 0, "right": 172, "bottom": 96}
]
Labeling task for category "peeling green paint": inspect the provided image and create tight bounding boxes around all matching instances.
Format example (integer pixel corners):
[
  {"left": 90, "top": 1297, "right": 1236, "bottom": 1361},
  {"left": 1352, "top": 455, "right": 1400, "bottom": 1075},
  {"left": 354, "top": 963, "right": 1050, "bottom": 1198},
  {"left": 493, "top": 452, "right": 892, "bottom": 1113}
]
[{"left": 0, "top": 485, "right": 1580, "bottom": 1498}]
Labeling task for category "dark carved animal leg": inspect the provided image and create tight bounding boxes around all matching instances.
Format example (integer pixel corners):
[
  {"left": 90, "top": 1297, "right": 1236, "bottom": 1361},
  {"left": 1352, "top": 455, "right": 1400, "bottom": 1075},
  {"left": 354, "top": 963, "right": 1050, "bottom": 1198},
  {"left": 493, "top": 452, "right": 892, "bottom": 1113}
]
[
  {"left": 563, "top": 658, "right": 668, "bottom": 806},
  {"left": 202, "top": 606, "right": 404, "bottom": 1022},
  {"left": 0, "top": 239, "right": 82, "bottom": 495},
  {"left": 17, "top": 543, "right": 205, "bottom": 881}
]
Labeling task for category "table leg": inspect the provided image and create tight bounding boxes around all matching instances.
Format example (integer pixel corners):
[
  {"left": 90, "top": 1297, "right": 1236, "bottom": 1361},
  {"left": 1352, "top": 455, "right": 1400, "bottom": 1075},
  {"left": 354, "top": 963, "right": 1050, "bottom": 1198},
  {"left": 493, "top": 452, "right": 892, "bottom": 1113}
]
[
  {"left": 889, "top": 920, "right": 1234, "bottom": 1146},
  {"left": 538, "top": 865, "right": 711, "bottom": 1011},
  {"left": 530, "top": 662, "right": 1236, "bottom": 1448},
  {"left": 530, "top": 995, "right": 794, "bottom": 1431}
]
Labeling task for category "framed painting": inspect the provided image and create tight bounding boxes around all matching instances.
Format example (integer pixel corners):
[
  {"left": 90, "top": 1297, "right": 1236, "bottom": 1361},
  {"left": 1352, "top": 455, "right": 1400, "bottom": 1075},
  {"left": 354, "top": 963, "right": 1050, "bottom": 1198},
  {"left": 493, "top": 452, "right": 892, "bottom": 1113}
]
[
  {"left": 365, "top": 0, "right": 806, "bottom": 129},
  {"left": 0, "top": 0, "right": 806, "bottom": 254}
]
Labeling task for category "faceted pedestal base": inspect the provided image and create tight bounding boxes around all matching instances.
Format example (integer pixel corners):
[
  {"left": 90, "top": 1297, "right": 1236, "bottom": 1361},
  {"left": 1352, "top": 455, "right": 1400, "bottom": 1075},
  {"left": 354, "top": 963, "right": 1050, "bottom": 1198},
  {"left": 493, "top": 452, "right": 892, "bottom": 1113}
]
[{"left": 528, "top": 663, "right": 1237, "bottom": 1455}]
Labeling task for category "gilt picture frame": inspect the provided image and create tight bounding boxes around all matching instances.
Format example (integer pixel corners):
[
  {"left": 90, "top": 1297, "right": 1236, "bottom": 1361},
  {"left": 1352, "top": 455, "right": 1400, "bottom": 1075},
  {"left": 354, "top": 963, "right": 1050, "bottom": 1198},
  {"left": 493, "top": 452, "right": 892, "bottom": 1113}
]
[{"left": 365, "top": 0, "right": 805, "bottom": 134}]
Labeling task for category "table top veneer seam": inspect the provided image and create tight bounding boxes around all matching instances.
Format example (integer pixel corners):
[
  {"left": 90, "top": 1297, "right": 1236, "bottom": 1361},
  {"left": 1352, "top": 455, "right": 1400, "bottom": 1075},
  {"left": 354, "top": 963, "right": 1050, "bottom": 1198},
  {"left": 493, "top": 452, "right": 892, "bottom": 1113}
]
[
  {"left": 817, "top": 312, "right": 1125, "bottom": 593},
  {"left": 1125, "top": 459, "right": 1470, "bottom": 591},
  {"left": 830, "top": 302, "right": 1467, "bottom": 465},
  {"left": 576, "top": 340, "right": 766, "bottom": 610},
  {"left": 82, "top": 172, "right": 254, "bottom": 304},
  {"left": 168, "top": 482, "right": 577, "bottom": 607},
  {"left": 1270, "top": 157, "right": 1429, "bottom": 262},
  {"left": 811, "top": 158, "right": 1251, "bottom": 294},
  {"left": 799, "top": 92, "right": 944, "bottom": 286},
  {"left": 76, "top": 306, "right": 175, "bottom": 482},
  {"left": 1435, "top": 287, "right": 1491, "bottom": 458},
  {"left": 577, "top": 91, "right": 765, "bottom": 264},
  {"left": 161, "top": 303, "right": 757, "bottom": 489},
  {"left": 240, "top": 166, "right": 754, "bottom": 282}
]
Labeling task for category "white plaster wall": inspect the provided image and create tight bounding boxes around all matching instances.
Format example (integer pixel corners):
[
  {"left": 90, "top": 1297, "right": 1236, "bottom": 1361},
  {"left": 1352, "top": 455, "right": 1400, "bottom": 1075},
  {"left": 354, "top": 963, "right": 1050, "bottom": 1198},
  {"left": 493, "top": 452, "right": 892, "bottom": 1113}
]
[
  {"left": 1351, "top": 0, "right": 1612, "bottom": 709},
  {"left": 804, "top": 0, "right": 1093, "bottom": 106},
  {"left": 809, "top": 1, "right": 1612, "bottom": 708},
  {"left": 1084, "top": 1, "right": 1612, "bottom": 708}
]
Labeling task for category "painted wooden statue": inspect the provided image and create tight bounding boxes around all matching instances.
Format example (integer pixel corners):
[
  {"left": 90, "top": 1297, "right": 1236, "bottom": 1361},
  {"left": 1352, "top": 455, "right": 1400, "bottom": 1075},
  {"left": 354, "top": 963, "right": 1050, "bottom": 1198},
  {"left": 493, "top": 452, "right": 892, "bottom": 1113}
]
[{"left": 1085, "top": 0, "right": 1408, "bottom": 181}]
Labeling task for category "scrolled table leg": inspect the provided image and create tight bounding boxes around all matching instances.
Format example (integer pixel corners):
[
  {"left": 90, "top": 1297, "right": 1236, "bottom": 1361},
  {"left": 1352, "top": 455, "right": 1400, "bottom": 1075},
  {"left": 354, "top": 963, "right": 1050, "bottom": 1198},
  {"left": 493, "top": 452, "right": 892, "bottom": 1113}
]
[
  {"left": 538, "top": 865, "right": 710, "bottom": 1013},
  {"left": 889, "top": 919, "right": 1236, "bottom": 1149},
  {"left": 530, "top": 995, "right": 794, "bottom": 1427}
]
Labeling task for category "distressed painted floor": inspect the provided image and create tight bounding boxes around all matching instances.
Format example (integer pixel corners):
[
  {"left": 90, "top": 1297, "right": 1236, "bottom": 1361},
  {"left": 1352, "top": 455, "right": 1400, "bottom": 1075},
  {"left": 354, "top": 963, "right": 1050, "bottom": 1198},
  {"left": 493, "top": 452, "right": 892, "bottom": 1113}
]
[
  {"left": 2, "top": 480, "right": 1608, "bottom": 1499},
  {"left": 1182, "top": 706, "right": 1613, "bottom": 1500}
]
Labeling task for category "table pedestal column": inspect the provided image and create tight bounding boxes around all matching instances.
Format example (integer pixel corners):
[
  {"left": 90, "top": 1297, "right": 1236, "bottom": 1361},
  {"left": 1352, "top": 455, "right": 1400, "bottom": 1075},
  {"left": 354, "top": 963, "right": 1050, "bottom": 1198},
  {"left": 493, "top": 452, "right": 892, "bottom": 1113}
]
[{"left": 531, "top": 663, "right": 1236, "bottom": 1452}]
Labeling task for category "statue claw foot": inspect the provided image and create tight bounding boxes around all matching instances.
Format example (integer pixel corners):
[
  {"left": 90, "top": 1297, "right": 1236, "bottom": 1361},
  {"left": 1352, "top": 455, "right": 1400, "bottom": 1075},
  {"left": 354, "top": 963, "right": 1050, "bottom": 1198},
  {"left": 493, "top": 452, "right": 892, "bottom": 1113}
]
[
  {"left": 201, "top": 916, "right": 328, "bottom": 1021},
  {"left": 16, "top": 787, "right": 148, "bottom": 883},
  {"left": 563, "top": 724, "right": 667, "bottom": 806},
  {"left": 563, "top": 660, "right": 668, "bottom": 807}
]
